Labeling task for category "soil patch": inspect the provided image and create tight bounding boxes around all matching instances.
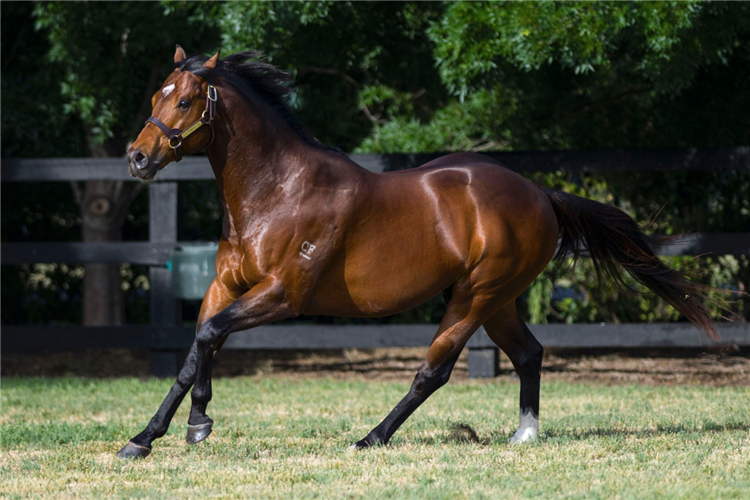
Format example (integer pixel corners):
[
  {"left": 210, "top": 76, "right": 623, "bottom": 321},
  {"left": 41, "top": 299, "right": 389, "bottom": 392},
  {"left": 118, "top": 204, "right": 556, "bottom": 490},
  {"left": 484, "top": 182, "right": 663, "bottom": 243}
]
[{"left": 3, "top": 347, "right": 749, "bottom": 385}]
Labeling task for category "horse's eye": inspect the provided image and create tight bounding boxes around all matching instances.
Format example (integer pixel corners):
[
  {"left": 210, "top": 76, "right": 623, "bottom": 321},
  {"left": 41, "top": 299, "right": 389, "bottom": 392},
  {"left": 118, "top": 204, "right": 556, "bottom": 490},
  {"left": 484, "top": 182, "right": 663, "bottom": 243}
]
[{"left": 179, "top": 100, "right": 190, "bottom": 110}]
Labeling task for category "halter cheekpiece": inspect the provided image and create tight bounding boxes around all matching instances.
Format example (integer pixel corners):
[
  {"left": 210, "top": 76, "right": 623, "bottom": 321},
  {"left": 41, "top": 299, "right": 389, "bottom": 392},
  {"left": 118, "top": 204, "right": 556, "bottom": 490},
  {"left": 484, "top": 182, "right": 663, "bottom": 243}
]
[{"left": 146, "top": 84, "right": 218, "bottom": 162}]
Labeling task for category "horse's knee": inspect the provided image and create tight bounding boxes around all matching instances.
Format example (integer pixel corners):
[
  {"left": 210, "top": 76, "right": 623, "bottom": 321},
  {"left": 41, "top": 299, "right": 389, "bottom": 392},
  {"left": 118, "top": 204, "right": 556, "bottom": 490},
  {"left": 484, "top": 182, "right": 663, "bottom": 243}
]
[
  {"left": 195, "top": 321, "right": 222, "bottom": 351},
  {"left": 195, "top": 329, "right": 213, "bottom": 348}
]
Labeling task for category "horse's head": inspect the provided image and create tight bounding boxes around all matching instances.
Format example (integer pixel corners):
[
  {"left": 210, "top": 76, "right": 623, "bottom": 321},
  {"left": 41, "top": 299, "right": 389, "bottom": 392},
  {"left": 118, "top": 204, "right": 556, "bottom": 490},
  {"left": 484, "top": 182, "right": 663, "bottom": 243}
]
[{"left": 128, "top": 46, "right": 219, "bottom": 181}]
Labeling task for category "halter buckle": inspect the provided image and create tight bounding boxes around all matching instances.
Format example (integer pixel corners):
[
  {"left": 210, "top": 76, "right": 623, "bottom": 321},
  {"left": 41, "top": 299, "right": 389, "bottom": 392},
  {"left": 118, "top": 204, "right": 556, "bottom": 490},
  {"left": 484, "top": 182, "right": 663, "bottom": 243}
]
[
  {"left": 207, "top": 85, "right": 218, "bottom": 102},
  {"left": 169, "top": 136, "right": 182, "bottom": 150}
]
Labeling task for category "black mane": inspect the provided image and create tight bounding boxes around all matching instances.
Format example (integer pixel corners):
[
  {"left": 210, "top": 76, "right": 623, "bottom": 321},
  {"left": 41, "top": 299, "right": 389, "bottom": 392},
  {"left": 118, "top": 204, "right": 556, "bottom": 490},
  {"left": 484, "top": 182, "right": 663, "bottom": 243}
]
[{"left": 178, "top": 51, "right": 336, "bottom": 151}]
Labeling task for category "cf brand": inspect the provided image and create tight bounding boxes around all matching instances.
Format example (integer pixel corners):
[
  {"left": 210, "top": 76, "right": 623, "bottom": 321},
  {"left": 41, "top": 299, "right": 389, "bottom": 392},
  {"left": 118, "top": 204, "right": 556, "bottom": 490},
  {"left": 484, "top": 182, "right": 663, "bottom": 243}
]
[{"left": 300, "top": 241, "right": 316, "bottom": 260}]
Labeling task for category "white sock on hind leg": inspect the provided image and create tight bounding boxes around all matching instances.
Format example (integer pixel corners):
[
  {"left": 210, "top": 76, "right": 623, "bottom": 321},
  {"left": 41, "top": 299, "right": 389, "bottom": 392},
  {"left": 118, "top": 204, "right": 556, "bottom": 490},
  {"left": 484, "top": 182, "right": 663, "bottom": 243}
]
[{"left": 509, "top": 408, "right": 538, "bottom": 444}]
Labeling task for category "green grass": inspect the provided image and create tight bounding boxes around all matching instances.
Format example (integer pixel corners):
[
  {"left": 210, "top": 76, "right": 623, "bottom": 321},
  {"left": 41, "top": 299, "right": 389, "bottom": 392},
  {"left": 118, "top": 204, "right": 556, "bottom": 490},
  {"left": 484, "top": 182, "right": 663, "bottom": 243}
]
[{"left": 2, "top": 376, "right": 749, "bottom": 499}]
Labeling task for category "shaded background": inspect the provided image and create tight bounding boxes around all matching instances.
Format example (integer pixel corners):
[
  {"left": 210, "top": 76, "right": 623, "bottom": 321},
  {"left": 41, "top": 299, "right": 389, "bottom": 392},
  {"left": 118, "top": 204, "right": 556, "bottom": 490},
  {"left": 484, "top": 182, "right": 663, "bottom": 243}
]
[{"left": 2, "top": 1, "right": 748, "bottom": 334}]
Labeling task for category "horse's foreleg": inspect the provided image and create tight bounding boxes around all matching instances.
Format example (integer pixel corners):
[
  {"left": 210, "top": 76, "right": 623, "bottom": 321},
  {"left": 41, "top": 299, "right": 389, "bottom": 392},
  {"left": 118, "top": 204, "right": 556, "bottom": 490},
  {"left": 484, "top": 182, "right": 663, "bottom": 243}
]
[
  {"left": 351, "top": 294, "right": 486, "bottom": 449},
  {"left": 483, "top": 304, "right": 543, "bottom": 444},
  {"left": 117, "top": 281, "right": 286, "bottom": 458},
  {"left": 185, "top": 337, "right": 225, "bottom": 444},
  {"left": 186, "top": 283, "right": 234, "bottom": 444},
  {"left": 116, "top": 344, "right": 200, "bottom": 458},
  {"left": 186, "top": 277, "right": 293, "bottom": 444},
  {"left": 116, "top": 280, "right": 235, "bottom": 459}
]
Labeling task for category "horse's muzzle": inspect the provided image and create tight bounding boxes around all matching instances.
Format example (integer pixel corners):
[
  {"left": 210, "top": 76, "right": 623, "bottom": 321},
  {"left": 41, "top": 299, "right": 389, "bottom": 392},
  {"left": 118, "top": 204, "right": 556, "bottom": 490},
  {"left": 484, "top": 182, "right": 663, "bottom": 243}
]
[{"left": 128, "top": 148, "right": 157, "bottom": 180}]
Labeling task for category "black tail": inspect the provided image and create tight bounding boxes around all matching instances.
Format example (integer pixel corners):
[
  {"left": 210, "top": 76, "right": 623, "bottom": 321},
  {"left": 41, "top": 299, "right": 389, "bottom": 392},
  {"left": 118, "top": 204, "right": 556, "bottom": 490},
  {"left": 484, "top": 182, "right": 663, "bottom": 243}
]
[{"left": 541, "top": 187, "right": 722, "bottom": 341}]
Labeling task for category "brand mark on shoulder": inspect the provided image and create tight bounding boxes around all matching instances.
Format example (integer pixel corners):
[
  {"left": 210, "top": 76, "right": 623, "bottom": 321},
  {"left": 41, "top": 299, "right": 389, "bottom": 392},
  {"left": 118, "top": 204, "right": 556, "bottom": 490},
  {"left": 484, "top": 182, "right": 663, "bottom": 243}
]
[{"left": 299, "top": 241, "right": 316, "bottom": 260}]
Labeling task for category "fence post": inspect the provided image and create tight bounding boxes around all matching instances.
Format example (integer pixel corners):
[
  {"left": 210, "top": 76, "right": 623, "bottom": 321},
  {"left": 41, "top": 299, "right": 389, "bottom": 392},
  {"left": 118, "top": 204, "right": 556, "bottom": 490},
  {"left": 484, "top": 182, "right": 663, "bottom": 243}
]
[
  {"left": 148, "top": 182, "right": 182, "bottom": 377},
  {"left": 467, "top": 327, "right": 500, "bottom": 378}
]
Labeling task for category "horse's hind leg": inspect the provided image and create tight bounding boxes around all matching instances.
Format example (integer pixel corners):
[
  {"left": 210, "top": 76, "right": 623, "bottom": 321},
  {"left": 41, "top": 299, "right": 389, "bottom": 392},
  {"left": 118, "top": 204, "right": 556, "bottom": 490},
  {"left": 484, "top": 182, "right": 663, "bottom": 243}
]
[
  {"left": 351, "top": 290, "right": 490, "bottom": 449},
  {"left": 483, "top": 303, "right": 543, "bottom": 444}
]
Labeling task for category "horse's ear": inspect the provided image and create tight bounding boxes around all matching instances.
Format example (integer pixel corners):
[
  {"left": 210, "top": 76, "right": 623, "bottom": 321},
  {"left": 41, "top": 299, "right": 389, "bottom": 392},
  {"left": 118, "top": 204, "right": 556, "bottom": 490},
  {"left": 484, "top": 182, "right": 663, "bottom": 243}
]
[
  {"left": 174, "top": 44, "right": 187, "bottom": 64},
  {"left": 204, "top": 51, "right": 220, "bottom": 69}
]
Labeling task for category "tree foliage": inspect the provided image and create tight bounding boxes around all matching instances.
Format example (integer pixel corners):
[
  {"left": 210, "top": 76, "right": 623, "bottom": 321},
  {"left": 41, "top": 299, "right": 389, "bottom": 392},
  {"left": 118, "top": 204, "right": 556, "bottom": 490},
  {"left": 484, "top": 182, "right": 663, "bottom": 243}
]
[
  {"left": 171, "top": 1, "right": 446, "bottom": 151},
  {"left": 30, "top": 2, "right": 219, "bottom": 150},
  {"left": 2, "top": 1, "right": 748, "bottom": 326},
  {"left": 431, "top": 2, "right": 747, "bottom": 93},
  {"left": 399, "top": 1, "right": 750, "bottom": 151}
]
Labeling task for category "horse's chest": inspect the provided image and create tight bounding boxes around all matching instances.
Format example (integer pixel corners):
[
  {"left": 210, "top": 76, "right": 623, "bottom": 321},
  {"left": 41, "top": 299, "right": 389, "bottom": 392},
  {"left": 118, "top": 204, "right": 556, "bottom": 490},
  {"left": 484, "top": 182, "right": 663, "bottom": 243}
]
[
  {"left": 216, "top": 219, "right": 293, "bottom": 288},
  {"left": 215, "top": 241, "right": 265, "bottom": 291}
]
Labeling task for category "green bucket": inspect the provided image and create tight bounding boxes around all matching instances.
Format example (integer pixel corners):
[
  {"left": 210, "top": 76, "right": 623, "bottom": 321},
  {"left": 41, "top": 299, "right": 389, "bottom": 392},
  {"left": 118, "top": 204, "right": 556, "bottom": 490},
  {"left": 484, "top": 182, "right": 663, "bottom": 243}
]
[{"left": 168, "top": 244, "right": 218, "bottom": 299}]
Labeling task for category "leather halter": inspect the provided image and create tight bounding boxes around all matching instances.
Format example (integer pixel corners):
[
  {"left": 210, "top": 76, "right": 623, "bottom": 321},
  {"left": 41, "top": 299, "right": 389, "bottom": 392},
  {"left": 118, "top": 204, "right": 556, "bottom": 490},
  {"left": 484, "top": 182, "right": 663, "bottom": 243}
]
[{"left": 146, "top": 84, "right": 218, "bottom": 162}]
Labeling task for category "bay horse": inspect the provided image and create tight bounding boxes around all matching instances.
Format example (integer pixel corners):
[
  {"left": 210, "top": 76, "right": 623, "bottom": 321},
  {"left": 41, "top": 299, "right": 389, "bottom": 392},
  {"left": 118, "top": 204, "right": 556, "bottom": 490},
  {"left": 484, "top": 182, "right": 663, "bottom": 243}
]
[{"left": 118, "top": 47, "right": 720, "bottom": 459}]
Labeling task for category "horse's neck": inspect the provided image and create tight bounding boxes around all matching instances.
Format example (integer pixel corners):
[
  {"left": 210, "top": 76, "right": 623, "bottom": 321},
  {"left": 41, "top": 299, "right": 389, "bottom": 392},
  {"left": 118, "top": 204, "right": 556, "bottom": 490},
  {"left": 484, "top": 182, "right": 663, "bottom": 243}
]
[
  {"left": 203, "top": 86, "right": 345, "bottom": 238},
  {"left": 205, "top": 86, "right": 306, "bottom": 201}
]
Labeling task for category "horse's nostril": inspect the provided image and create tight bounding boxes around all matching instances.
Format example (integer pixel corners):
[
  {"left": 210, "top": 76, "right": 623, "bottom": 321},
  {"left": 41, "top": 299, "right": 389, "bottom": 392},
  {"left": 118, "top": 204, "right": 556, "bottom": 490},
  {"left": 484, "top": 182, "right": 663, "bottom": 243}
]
[{"left": 133, "top": 151, "right": 148, "bottom": 170}]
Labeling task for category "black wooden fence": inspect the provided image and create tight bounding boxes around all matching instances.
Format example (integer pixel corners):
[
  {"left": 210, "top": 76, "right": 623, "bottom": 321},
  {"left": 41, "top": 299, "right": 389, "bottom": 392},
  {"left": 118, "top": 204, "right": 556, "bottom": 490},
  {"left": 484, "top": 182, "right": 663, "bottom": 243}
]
[{"left": 3, "top": 148, "right": 749, "bottom": 378}]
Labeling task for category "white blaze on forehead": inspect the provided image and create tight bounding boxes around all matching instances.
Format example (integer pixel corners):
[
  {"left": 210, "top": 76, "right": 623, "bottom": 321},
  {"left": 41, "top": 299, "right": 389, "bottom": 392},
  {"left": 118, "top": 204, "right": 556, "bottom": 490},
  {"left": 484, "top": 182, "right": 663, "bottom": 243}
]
[{"left": 162, "top": 84, "right": 176, "bottom": 98}]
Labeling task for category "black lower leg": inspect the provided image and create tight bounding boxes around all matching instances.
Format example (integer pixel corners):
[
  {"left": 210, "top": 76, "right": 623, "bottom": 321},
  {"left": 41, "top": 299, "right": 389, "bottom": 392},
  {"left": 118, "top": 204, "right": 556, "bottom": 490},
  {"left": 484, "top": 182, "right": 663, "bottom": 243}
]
[
  {"left": 185, "top": 344, "right": 216, "bottom": 444},
  {"left": 182, "top": 331, "right": 217, "bottom": 446},
  {"left": 512, "top": 324, "right": 543, "bottom": 417},
  {"left": 188, "top": 345, "right": 214, "bottom": 426},
  {"left": 116, "top": 344, "right": 199, "bottom": 458},
  {"left": 355, "top": 354, "right": 459, "bottom": 448},
  {"left": 506, "top": 325, "right": 543, "bottom": 443}
]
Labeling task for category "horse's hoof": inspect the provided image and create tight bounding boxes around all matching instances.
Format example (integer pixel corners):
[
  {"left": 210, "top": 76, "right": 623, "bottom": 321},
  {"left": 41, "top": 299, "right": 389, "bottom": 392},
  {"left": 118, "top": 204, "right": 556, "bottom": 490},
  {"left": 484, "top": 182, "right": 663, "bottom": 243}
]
[
  {"left": 349, "top": 437, "right": 380, "bottom": 450},
  {"left": 116, "top": 441, "right": 151, "bottom": 459},
  {"left": 186, "top": 422, "right": 213, "bottom": 444},
  {"left": 348, "top": 440, "right": 367, "bottom": 451},
  {"left": 508, "top": 430, "right": 537, "bottom": 445}
]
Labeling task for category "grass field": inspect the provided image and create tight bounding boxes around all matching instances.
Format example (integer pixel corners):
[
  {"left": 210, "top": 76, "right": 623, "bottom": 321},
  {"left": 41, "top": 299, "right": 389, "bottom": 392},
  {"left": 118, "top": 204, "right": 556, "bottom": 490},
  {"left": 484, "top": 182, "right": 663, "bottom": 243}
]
[{"left": 2, "top": 376, "right": 749, "bottom": 499}]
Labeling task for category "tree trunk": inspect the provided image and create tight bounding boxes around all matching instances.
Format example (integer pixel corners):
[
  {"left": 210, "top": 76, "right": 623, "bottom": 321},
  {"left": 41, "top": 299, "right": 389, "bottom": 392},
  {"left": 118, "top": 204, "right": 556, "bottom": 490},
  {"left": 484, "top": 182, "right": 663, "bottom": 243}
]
[
  {"left": 75, "top": 180, "right": 140, "bottom": 325},
  {"left": 74, "top": 61, "right": 157, "bottom": 326},
  {"left": 74, "top": 129, "right": 142, "bottom": 326}
]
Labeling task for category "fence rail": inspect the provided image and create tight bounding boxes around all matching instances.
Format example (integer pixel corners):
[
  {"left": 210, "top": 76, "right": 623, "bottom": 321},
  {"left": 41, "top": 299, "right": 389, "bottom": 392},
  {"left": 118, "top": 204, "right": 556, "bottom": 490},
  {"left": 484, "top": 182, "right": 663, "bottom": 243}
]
[
  {"left": 2, "top": 147, "right": 749, "bottom": 182},
  {"left": 6, "top": 323, "right": 746, "bottom": 351},
  {"left": 3, "top": 148, "right": 749, "bottom": 378},
  {"left": 2, "top": 232, "right": 749, "bottom": 266}
]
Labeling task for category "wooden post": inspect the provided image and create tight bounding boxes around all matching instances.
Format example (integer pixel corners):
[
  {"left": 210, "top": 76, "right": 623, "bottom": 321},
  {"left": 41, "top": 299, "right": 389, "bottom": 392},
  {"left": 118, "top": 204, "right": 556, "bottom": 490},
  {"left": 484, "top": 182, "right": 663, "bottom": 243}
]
[
  {"left": 467, "top": 327, "right": 500, "bottom": 378},
  {"left": 148, "top": 182, "right": 182, "bottom": 377}
]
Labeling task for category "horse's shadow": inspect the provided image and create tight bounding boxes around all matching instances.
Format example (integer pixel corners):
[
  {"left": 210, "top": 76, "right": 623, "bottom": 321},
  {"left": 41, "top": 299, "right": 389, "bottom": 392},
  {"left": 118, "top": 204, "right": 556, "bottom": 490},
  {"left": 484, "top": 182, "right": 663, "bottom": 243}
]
[
  {"left": 541, "top": 421, "right": 750, "bottom": 441},
  {"left": 408, "top": 421, "right": 750, "bottom": 447}
]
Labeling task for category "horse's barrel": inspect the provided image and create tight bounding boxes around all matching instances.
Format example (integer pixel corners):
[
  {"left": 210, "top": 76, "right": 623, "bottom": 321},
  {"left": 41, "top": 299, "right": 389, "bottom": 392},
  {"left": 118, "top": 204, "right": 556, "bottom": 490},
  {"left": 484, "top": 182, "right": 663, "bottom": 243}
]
[{"left": 168, "top": 244, "right": 218, "bottom": 299}]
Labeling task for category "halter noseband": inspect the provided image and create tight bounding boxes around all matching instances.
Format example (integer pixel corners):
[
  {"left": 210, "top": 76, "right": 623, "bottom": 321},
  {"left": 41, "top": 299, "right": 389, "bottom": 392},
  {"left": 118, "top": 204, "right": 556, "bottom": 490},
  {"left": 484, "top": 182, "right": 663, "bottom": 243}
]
[{"left": 146, "top": 84, "right": 218, "bottom": 162}]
